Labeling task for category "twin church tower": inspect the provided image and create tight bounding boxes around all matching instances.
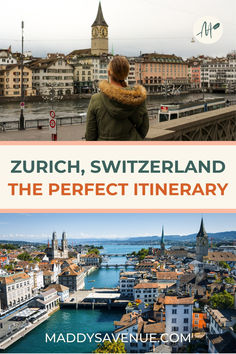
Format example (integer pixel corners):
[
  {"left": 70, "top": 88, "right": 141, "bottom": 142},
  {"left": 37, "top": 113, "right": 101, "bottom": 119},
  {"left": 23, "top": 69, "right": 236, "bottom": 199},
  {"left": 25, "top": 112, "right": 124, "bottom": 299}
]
[{"left": 91, "top": 2, "right": 109, "bottom": 55}]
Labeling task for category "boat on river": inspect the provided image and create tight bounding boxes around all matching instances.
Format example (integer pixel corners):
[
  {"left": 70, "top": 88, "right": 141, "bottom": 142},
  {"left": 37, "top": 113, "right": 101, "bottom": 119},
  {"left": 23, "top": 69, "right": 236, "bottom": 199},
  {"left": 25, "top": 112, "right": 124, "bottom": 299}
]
[{"left": 158, "top": 97, "right": 226, "bottom": 122}]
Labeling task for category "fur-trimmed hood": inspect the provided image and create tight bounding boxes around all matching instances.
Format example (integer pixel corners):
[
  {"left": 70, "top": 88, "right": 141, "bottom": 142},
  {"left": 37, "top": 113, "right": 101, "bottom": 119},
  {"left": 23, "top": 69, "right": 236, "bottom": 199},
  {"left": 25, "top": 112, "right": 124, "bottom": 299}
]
[
  {"left": 99, "top": 80, "right": 147, "bottom": 106},
  {"left": 98, "top": 80, "right": 147, "bottom": 120}
]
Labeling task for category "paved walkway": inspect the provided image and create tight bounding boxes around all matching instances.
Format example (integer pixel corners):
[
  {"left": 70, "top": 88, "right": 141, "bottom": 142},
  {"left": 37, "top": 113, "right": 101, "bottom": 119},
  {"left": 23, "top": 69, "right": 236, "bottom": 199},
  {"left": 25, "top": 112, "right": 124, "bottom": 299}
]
[
  {"left": 0, "top": 123, "right": 86, "bottom": 141},
  {"left": 0, "top": 314, "right": 49, "bottom": 350},
  {"left": 0, "top": 119, "right": 159, "bottom": 141}
]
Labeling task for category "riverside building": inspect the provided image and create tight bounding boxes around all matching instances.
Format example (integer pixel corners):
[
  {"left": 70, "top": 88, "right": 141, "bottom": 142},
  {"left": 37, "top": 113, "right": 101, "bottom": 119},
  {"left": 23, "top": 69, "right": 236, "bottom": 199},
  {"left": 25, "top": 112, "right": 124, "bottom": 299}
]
[
  {"left": 0, "top": 272, "right": 32, "bottom": 310},
  {"left": 0, "top": 64, "right": 35, "bottom": 97},
  {"left": 58, "top": 265, "right": 85, "bottom": 292},
  {"left": 135, "top": 53, "right": 189, "bottom": 94},
  {"left": 29, "top": 58, "right": 74, "bottom": 96}
]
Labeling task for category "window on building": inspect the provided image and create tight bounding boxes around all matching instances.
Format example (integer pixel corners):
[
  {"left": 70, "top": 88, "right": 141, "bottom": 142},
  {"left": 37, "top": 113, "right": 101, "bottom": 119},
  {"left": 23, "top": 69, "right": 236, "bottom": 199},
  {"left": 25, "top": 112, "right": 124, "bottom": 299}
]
[
  {"left": 184, "top": 318, "right": 189, "bottom": 323},
  {"left": 183, "top": 326, "right": 188, "bottom": 332},
  {"left": 172, "top": 326, "right": 179, "bottom": 331},
  {"left": 172, "top": 309, "right": 177, "bottom": 314}
]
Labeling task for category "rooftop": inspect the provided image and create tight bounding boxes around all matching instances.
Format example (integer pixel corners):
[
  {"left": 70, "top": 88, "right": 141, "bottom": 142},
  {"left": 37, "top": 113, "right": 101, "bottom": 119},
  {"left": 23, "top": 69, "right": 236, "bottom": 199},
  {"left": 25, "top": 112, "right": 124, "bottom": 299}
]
[
  {"left": 164, "top": 296, "right": 194, "bottom": 305},
  {"left": 134, "top": 282, "right": 160, "bottom": 289}
]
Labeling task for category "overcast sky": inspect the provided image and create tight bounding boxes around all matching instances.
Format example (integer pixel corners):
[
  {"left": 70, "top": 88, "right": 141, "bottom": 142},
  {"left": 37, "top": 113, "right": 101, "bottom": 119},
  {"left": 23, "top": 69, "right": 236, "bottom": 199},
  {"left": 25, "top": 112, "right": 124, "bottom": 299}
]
[
  {"left": 0, "top": 213, "right": 235, "bottom": 241},
  {"left": 0, "top": 0, "right": 235, "bottom": 58}
]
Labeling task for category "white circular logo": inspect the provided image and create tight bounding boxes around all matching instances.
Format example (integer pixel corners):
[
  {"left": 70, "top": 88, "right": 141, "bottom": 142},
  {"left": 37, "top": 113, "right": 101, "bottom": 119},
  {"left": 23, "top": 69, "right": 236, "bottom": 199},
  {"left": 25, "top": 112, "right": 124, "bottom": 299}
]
[{"left": 193, "top": 17, "right": 223, "bottom": 44}]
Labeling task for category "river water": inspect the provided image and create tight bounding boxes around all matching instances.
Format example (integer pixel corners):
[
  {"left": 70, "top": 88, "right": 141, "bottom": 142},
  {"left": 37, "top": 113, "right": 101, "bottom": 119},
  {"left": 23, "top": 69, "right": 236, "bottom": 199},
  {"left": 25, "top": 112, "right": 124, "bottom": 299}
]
[
  {"left": 6, "top": 243, "right": 157, "bottom": 353},
  {"left": 0, "top": 93, "right": 234, "bottom": 122}
]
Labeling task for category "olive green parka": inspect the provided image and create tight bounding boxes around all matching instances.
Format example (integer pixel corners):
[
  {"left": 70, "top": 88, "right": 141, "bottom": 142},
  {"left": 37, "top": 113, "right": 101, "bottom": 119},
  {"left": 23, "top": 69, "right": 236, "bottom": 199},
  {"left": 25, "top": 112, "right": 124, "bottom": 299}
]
[{"left": 85, "top": 80, "right": 149, "bottom": 141}]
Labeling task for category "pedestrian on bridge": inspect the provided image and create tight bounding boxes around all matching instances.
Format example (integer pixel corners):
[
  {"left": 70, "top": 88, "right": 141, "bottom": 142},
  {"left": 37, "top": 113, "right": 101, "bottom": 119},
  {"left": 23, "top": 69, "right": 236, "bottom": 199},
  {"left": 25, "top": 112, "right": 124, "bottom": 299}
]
[{"left": 85, "top": 56, "right": 149, "bottom": 141}]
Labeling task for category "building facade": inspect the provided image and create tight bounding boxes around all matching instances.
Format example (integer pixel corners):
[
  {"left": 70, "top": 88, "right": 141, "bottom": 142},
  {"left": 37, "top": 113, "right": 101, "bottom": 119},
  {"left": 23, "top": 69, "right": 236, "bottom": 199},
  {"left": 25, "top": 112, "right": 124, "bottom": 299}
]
[
  {"left": 59, "top": 265, "right": 85, "bottom": 292},
  {"left": 0, "top": 272, "right": 32, "bottom": 310},
  {"left": 135, "top": 53, "right": 189, "bottom": 94},
  {"left": 0, "top": 64, "right": 35, "bottom": 97},
  {"left": 30, "top": 58, "right": 74, "bottom": 96},
  {"left": 0, "top": 48, "right": 17, "bottom": 66},
  {"left": 164, "top": 296, "right": 194, "bottom": 349},
  {"left": 133, "top": 283, "right": 159, "bottom": 304}
]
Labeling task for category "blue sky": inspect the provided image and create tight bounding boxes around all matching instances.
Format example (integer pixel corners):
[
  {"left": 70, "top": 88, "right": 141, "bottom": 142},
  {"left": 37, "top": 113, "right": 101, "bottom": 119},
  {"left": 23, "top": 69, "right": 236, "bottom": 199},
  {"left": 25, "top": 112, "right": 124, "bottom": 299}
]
[
  {"left": 0, "top": 0, "right": 235, "bottom": 57},
  {"left": 0, "top": 213, "right": 235, "bottom": 242}
]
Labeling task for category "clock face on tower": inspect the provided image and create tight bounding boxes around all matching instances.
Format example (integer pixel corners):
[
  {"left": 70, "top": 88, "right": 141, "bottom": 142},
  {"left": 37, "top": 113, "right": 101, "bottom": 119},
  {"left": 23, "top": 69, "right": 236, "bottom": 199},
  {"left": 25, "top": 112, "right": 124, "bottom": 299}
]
[
  {"left": 92, "top": 27, "right": 99, "bottom": 38},
  {"left": 100, "top": 27, "right": 108, "bottom": 38}
]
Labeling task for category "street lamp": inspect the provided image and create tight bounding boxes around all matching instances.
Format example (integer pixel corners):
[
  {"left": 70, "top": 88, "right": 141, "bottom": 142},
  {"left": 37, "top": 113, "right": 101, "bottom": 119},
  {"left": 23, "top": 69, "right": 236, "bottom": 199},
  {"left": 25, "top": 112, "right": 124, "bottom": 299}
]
[{"left": 19, "top": 21, "right": 25, "bottom": 130}]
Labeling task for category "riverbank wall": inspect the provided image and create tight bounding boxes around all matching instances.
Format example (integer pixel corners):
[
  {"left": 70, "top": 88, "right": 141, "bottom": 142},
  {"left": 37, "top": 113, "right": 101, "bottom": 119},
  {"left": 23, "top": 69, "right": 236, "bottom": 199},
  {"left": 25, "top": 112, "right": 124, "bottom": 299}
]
[
  {"left": 0, "top": 89, "right": 205, "bottom": 104},
  {"left": 0, "top": 94, "right": 91, "bottom": 104},
  {"left": 0, "top": 306, "right": 60, "bottom": 351}
]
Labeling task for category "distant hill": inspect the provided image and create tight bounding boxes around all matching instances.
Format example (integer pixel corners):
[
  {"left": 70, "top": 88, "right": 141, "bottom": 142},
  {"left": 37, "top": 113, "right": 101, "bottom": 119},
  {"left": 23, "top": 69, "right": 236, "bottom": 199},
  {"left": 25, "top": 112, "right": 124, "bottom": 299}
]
[
  {"left": 67, "top": 230, "right": 236, "bottom": 244},
  {"left": 1, "top": 231, "right": 236, "bottom": 245},
  {"left": 124, "top": 231, "right": 236, "bottom": 243}
]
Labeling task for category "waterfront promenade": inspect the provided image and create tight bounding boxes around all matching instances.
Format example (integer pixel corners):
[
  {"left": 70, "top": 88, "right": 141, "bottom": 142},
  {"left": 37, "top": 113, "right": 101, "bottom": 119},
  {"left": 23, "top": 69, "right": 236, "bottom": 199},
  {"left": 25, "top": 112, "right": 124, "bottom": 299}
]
[
  {"left": 0, "top": 123, "right": 86, "bottom": 141},
  {"left": 0, "top": 313, "right": 49, "bottom": 350}
]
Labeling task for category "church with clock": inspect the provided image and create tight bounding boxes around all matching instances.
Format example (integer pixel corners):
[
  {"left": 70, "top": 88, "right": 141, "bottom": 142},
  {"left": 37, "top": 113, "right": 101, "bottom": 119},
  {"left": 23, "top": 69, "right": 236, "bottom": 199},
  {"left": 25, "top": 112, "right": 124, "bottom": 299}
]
[
  {"left": 196, "top": 218, "right": 209, "bottom": 262},
  {"left": 91, "top": 2, "right": 109, "bottom": 55}
]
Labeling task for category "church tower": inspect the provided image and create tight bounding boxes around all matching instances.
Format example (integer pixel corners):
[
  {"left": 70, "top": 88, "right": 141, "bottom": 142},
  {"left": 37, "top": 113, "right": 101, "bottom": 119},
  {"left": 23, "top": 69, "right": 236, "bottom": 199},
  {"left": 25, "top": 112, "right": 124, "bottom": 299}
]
[
  {"left": 91, "top": 2, "right": 108, "bottom": 55},
  {"left": 52, "top": 232, "right": 58, "bottom": 258},
  {"left": 196, "top": 219, "right": 208, "bottom": 262},
  {"left": 61, "top": 232, "right": 68, "bottom": 252},
  {"left": 160, "top": 226, "right": 165, "bottom": 256}
]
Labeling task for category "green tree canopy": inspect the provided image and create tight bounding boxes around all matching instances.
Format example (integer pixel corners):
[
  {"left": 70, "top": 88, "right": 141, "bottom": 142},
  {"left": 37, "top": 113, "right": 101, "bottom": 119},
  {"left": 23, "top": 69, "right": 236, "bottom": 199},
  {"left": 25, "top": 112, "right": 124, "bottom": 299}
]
[
  {"left": 219, "top": 261, "right": 231, "bottom": 270},
  {"left": 210, "top": 290, "right": 234, "bottom": 309},
  {"left": 0, "top": 244, "right": 17, "bottom": 250},
  {"left": 225, "top": 277, "right": 235, "bottom": 284},
  {"left": 17, "top": 252, "right": 32, "bottom": 262},
  {"left": 94, "top": 340, "right": 126, "bottom": 353},
  {"left": 88, "top": 248, "right": 100, "bottom": 255}
]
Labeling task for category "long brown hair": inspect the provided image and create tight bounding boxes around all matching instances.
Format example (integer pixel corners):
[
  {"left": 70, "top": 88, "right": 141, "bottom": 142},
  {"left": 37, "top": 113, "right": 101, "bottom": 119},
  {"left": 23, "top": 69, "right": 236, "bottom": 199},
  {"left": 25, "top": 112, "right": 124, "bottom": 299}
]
[{"left": 108, "top": 56, "right": 130, "bottom": 87}]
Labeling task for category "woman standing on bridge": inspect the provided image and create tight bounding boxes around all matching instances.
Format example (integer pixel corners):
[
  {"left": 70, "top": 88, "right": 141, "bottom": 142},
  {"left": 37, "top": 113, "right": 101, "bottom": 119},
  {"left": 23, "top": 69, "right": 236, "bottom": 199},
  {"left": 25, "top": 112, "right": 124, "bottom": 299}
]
[{"left": 85, "top": 56, "right": 149, "bottom": 141}]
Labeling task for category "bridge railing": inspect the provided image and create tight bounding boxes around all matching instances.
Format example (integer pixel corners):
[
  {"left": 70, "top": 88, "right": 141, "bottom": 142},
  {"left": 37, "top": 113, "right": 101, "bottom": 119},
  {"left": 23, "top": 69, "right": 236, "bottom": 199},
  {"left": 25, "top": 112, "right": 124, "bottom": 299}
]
[
  {"left": 0, "top": 107, "right": 158, "bottom": 132},
  {"left": 146, "top": 105, "right": 236, "bottom": 141},
  {"left": 0, "top": 115, "right": 86, "bottom": 132}
]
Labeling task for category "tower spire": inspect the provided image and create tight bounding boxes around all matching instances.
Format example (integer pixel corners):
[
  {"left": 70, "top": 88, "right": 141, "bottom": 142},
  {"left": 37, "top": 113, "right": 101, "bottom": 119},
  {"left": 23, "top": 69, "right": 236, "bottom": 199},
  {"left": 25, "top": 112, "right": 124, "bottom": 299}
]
[
  {"left": 160, "top": 226, "right": 165, "bottom": 255},
  {"left": 196, "top": 218, "right": 208, "bottom": 262},
  {"left": 92, "top": 2, "right": 108, "bottom": 27},
  {"left": 197, "top": 218, "right": 207, "bottom": 238}
]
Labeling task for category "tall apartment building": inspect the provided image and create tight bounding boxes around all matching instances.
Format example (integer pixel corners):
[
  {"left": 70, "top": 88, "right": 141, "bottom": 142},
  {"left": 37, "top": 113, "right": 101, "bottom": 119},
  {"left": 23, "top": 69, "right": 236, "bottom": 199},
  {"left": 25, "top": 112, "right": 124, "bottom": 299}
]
[
  {"left": 0, "top": 272, "right": 32, "bottom": 310},
  {"left": 164, "top": 296, "right": 194, "bottom": 349}
]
